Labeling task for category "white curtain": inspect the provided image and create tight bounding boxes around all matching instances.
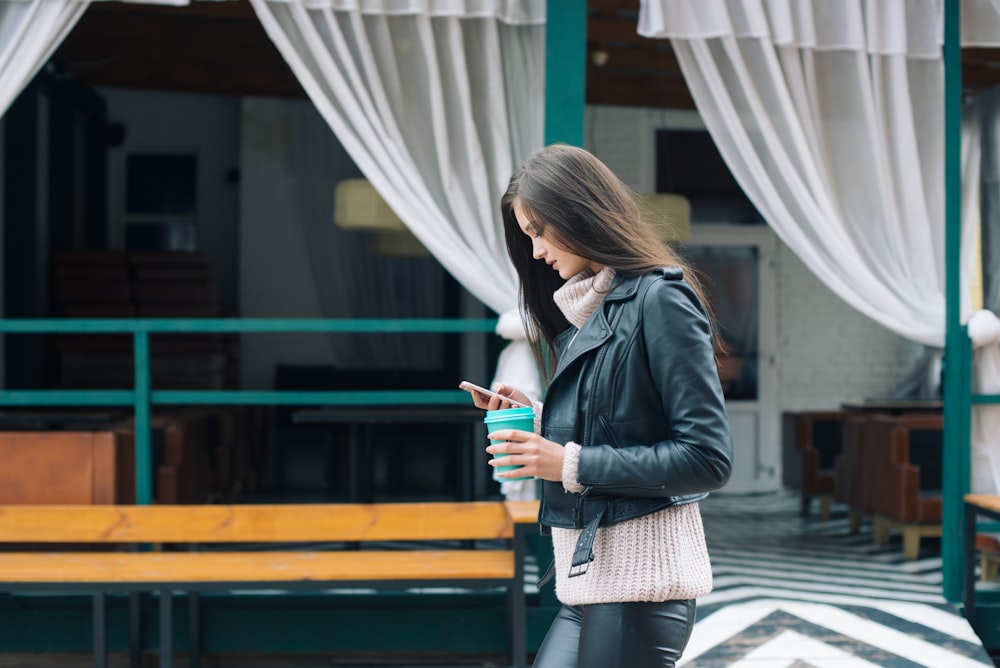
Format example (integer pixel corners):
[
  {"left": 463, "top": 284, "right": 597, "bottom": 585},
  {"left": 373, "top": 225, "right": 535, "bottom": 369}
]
[
  {"left": 961, "top": 0, "right": 1000, "bottom": 46},
  {"left": 970, "top": 310, "right": 1000, "bottom": 495},
  {"left": 639, "top": 0, "right": 982, "bottom": 348},
  {"left": 973, "top": 86, "right": 1000, "bottom": 496},
  {"left": 286, "top": 99, "right": 446, "bottom": 370},
  {"left": 982, "top": 85, "right": 1000, "bottom": 314},
  {"left": 0, "top": 0, "right": 88, "bottom": 116},
  {"left": 0, "top": 0, "right": 221, "bottom": 119},
  {"left": 247, "top": 0, "right": 545, "bottom": 317},
  {"left": 639, "top": 0, "right": 1000, "bottom": 491}
]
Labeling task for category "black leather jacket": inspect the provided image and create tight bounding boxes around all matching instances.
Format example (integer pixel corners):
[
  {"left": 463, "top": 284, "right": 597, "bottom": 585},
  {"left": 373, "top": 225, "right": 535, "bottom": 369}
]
[{"left": 538, "top": 267, "right": 733, "bottom": 571}]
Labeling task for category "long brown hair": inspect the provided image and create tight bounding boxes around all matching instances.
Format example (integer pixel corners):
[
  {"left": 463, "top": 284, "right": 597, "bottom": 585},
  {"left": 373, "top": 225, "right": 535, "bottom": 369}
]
[{"left": 500, "top": 144, "right": 714, "bottom": 378}]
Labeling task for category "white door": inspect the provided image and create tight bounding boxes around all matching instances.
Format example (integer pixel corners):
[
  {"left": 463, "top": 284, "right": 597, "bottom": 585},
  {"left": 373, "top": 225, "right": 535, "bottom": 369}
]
[{"left": 683, "top": 225, "right": 779, "bottom": 494}]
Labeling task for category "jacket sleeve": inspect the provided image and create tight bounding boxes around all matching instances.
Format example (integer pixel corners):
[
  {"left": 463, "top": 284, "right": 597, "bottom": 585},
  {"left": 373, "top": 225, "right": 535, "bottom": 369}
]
[{"left": 575, "top": 277, "right": 734, "bottom": 497}]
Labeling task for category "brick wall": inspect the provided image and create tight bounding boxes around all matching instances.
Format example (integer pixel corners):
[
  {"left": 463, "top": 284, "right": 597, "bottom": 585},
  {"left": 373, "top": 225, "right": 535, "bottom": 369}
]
[{"left": 775, "top": 243, "right": 923, "bottom": 411}]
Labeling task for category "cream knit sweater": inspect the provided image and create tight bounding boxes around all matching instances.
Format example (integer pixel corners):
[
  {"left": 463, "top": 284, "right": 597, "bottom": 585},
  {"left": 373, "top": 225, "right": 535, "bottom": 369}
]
[{"left": 544, "top": 268, "right": 713, "bottom": 606}]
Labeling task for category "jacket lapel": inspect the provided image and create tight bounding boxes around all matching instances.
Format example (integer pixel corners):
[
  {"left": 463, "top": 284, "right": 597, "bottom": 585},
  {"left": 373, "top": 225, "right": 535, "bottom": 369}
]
[{"left": 551, "top": 274, "right": 641, "bottom": 379}]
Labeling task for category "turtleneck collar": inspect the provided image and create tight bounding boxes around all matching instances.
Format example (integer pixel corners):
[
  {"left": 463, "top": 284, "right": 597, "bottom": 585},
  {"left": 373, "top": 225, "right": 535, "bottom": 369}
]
[{"left": 552, "top": 267, "right": 616, "bottom": 329}]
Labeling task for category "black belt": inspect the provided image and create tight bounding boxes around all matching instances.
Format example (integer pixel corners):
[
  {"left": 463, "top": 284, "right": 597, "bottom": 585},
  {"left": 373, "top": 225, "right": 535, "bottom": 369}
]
[{"left": 569, "top": 506, "right": 605, "bottom": 577}]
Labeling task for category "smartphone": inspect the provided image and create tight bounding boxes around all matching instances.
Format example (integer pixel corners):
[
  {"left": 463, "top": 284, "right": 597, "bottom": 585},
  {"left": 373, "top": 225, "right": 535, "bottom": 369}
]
[{"left": 458, "top": 381, "right": 531, "bottom": 408}]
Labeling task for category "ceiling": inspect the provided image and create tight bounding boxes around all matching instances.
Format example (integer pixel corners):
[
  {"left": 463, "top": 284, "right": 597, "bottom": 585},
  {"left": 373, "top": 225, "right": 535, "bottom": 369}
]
[{"left": 51, "top": 0, "right": 1000, "bottom": 109}]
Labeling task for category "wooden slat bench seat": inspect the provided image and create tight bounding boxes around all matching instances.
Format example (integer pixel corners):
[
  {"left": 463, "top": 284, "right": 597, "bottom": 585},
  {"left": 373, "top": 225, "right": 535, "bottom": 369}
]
[{"left": 0, "top": 500, "right": 540, "bottom": 668}]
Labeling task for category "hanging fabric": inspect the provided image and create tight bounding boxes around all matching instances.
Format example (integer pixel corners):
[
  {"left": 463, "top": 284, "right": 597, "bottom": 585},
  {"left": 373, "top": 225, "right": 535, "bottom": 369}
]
[
  {"left": 0, "top": 0, "right": 89, "bottom": 116},
  {"left": 247, "top": 0, "right": 545, "bottom": 314}
]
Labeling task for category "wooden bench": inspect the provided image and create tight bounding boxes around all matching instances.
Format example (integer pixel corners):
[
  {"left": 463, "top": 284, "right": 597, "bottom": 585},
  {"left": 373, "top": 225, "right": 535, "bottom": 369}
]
[{"left": 0, "top": 499, "right": 540, "bottom": 668}]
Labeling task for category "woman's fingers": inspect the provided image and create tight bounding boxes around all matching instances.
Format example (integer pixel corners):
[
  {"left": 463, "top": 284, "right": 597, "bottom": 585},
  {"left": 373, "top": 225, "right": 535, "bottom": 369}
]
[{"left": 485, "top": 433, "right": 565, "bottom": 482}]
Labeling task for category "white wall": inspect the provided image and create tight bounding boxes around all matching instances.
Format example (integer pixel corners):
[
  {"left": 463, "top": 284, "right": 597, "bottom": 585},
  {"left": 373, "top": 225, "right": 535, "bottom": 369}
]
[
  {"left": 585, "top": 105, "right": 704, "bottom": 194},
  {"left": 100, "top": 86, "right": 241, "bottom": 315},
  {"left": 775, "top": 243, "right": 924, "bottom": 410}
]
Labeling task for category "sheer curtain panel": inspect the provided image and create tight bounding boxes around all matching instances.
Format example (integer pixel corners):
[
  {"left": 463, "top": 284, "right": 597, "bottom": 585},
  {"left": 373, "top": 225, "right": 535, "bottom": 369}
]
[
  {"left": 0, "top": 0, "right": 226, "bottom": 118},
  {"left": 0, "top": 0, "right": 88, "bottom": 116},
  {"left": 639, "top": 0, "right": 980, "bottom": 348},
  {"left": 287, "top": 99, "right": 446, "bottom": 370},
  {"left": 639, "top": 0, "right": 1000, "bottom": 490},
  {"left": 248, "top": 0, "right": 545, "bottom": 315}
]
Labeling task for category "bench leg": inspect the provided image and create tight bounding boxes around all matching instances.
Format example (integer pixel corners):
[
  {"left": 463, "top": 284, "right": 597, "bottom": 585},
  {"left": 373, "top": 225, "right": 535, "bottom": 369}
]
[
  {"left": 902, "top": 526, "right": 922, "bottom": 560},
  {"left": 160, "top": 589, "right": 173, "bottom": 668},
  {"left": 130, "top": 593, "right": 142, "bottom": 668},
  {"left": 510, "top": 586, "right": 526, "bottom": 668},
  {"left": 189, "top": 592, "right": 201, "bottom": 668},
  {"left": 872, "top": 516, "right": 891, "bottom": 546},
  {"left": 818, "top": 495, "right": 833, "bottom": 521},
  {"left": 509, "top": 528, "right": 528, "bottom": 668},
  {"left": 799, "top": 493, "right": 809, "bottom": 517},
  {"left": 92, "top": 592, "right": 107, "bottom": 668},
  {"left": 848, "top": 509, "right": 864, "bottom": 534},
  {"left": 983, "top": 554, "right": 1000, "bottom": 581},
  {"left": 966, "top": 502, "right": 979, "bottom": 623}
]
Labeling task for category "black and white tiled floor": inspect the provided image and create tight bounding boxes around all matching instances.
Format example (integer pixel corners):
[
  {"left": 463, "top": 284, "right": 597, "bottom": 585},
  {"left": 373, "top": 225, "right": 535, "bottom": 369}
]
[{"left": 685, "top": 491, "right": 994, "bottom": 667}]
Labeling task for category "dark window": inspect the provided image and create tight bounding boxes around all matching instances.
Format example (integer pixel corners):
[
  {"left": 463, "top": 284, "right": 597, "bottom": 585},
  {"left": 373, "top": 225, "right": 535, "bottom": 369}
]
[
  {"left": 126, "top": 153, "right": 196, "bottom": 216},
  {"left": 656, "top": 129, "right": 763, "bottom": 224}
]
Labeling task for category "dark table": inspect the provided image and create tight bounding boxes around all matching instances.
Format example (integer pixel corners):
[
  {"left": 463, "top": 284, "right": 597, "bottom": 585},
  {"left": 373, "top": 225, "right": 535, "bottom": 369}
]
[
  {"left": 0, "top": 410, "right": 127, "bottom": 430},
  {"left": 840, "top": 399, "right": 943, "bottom": 414},
  {"left": 964, "top": 494, "right": 1000, "bottom": 624},
  {"left": 292, "top": 405, "right": 486, "bottom": 502}
]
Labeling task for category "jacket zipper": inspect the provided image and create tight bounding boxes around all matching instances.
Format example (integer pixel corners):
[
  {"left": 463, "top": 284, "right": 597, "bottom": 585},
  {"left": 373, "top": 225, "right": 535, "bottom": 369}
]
[
  {"left": 575, "top": 304, "right": 625, "bottom": 527},
  {"left": 581, "top": 304, "right": 624, "bottom": 448}
]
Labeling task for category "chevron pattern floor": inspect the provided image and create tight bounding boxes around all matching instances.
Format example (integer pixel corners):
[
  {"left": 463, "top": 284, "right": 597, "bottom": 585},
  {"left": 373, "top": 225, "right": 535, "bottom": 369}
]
[{"left": 685, "top": 491, "right": 994, "bottom": 667}]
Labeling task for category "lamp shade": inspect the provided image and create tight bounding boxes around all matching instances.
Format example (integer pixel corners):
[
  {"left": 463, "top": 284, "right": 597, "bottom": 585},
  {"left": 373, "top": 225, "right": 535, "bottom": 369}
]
[
  {"left": 638, "top": 194, "right": 691, "bottom": 244},
  {"left": 333, "top": 179, "right": 406, "bottom": 232},
  {"left": 371, "top": 230, "right": 430, "bottom": 257}
]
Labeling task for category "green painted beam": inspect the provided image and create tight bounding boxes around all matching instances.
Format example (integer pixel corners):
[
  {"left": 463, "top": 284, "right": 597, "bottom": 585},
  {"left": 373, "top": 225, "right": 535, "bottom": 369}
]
[
  {"left": 133, "top": 332, "right": 153, "bottom": 505},
  {"left": 0, "top": 593, "right": 559, "bottom": 655},
  {"left": 0, "top": 318, "right": 498, "bottom": 333},
  {"left": 0, "top": 390, "right": 474, "bottom": 407},
  {"left": 941, "top": 0, "right": 970, "bottom": 603},
  {"left": 544, "top": 0, "right": 586, "bottom": 146},
  {"left": 153, "top": 390, "right": 473, "bottom": 405},
  {"left": 0, "top": 391, "right": 135, "bottom": 405}
]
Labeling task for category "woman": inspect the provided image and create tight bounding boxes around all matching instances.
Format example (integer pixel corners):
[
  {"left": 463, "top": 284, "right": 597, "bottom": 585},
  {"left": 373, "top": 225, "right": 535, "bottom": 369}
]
[{"left": 468, "top": 144, "right": 733, "bottom": 667}]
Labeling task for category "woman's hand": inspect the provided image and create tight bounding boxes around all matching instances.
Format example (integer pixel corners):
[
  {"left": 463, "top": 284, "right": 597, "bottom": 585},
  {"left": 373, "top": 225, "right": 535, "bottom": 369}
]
[
  {"left": 468, "top": 383, "right": 532, "bottom": 411},
  {"left": 486, "top": 430, "right": 565, "bottom": 482}
]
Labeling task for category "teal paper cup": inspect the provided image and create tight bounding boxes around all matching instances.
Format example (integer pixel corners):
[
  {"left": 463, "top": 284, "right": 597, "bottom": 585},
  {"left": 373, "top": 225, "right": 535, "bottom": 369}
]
[{"left": 484, "top": 406, "right": 535, "bottom": 482}]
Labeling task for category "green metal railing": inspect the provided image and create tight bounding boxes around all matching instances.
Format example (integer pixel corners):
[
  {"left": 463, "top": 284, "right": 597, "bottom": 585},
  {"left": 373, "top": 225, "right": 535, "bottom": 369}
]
[{"left": 0, "top": 317, "right": 498, "bottom": 505}]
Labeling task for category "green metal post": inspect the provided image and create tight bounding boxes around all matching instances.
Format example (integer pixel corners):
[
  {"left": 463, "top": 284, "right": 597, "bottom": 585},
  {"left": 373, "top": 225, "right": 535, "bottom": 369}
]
[
  {"left": 942, "top": 0, "right": 970, "bottom": 603},
  {"left": 544, "top": 0, "right": 586, "bottom": 147},
  {"left": 133, "top": 331, "right": 153, "bottom": 505}
]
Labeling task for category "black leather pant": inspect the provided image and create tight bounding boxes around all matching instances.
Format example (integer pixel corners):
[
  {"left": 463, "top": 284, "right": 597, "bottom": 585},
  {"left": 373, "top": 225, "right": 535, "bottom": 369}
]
[{"left": 532, "top": 599, "right": 696, "bottom": 668}]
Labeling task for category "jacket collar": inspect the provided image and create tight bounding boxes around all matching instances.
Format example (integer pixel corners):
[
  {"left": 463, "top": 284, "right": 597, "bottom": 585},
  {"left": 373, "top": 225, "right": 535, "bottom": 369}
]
[{"left": 550, "top": 267, "right": 683, "bottom": 376}]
